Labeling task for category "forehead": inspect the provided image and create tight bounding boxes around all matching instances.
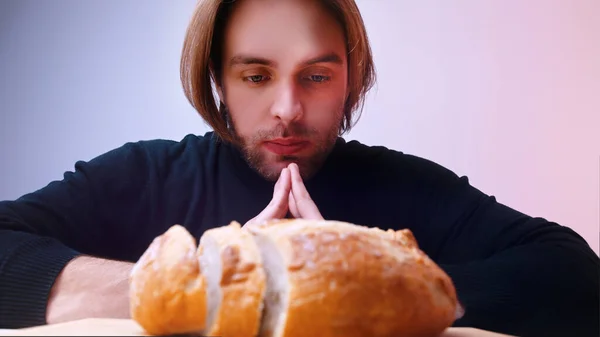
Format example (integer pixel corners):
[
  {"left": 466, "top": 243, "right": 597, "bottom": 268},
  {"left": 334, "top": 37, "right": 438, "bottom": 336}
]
[{"left": 222, "top": 0, "right": 347, "bottom": 66}]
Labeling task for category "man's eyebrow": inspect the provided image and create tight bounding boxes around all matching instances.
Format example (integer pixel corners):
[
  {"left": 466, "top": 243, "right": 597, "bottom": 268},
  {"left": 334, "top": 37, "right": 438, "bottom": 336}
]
[
  {"left": 228, "top": 52, "right": 344, "bottom": 68},
  {"left": 228, "top": 55, "right": 274, "bottom": 68},
  {"left": 304, "top": 52, "right": 344, "bottom": 66}
]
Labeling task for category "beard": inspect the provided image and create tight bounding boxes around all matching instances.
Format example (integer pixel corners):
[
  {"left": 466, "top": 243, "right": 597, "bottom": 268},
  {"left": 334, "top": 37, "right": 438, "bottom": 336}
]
[{"left": 227, "top": 113, "right": 342, "bottom": 182}]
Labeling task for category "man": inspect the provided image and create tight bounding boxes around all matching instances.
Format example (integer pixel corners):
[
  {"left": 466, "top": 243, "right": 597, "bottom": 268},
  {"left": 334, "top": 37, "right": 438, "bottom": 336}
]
[{"left": 0, "top": 0, "right": 597, "bottom": 336}]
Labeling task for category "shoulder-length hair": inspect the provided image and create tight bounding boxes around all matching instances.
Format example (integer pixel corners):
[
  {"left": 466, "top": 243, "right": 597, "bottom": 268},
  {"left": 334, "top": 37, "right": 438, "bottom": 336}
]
[{"left": 180, "top": 0, "right": 376, "bottom": 143}]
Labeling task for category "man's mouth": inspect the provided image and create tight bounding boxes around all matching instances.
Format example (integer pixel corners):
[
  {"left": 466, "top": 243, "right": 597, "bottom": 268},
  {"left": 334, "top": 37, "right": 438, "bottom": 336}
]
[{"left": 263, "top": 138, "right": 310, "bottom": 156}]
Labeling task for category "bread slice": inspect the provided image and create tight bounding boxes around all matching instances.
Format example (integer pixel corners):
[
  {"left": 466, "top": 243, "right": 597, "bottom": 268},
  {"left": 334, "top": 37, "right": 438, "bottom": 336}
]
[
  {"left": 128, "top": 224, "right": 207, "bottom": 336},
  {"left": 198, "top": 221, "right": 266, "bottom": 337},
  {"left": 247, "top": 219, "right": 459, "bottom": 337}
]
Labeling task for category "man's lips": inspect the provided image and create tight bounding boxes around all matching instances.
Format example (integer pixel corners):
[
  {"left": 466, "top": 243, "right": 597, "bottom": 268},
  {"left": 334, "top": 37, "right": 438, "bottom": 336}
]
[{"left": 263, "top": 138, "right": 309, "bottom": 155}]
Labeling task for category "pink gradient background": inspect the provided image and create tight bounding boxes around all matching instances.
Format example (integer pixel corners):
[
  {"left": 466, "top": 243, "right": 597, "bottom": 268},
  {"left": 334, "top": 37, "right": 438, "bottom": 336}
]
[
  {"left": 349, "top": 0, "right": 600, "bottom": 254},
  {"left": 0, "top": 0, "right": 598, "bottom": 254}
]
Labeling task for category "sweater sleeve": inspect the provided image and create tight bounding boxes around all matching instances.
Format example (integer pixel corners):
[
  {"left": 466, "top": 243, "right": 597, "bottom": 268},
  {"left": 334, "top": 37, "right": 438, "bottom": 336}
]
[
  {"left": 0, "top": 140, "right": 165, "bottom": 329},
  {"left": 425, "top": 173, "right": 600, "bottom": 337}
]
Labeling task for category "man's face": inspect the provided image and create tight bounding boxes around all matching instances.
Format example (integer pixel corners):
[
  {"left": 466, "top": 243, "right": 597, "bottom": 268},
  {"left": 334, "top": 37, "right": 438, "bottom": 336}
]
[{"left": 218, "top": 0, "right": 349, "bottom": 182}]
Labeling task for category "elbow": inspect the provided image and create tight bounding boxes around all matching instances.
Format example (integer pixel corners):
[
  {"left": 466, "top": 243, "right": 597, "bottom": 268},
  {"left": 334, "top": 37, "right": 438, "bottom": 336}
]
[{"left": 543, "top": 243, "right": 599, "bottom": 336}]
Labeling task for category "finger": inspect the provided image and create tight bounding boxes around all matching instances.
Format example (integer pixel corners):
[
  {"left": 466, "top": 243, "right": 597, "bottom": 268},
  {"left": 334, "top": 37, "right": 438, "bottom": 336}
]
[
  {"left": 288, "top": 190, "right": 300, "bottom": 218},
  {"left": 245, "top": 169, "right": 290, "bottom": 226},
  {"left": 288, "top": 163, "right": 323, "bottom": 220},
  {"left": 246, "top": 168, "right": 291, "bottom": 226},
  {"left": 262, "top": 167, "right": 292, "bottom": 219}
]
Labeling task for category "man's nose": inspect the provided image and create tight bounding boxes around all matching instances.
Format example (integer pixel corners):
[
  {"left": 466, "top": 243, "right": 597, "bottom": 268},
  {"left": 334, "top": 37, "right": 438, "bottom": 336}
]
[{"left": 270, "top": 81, "right": 303, "bottom": 124}]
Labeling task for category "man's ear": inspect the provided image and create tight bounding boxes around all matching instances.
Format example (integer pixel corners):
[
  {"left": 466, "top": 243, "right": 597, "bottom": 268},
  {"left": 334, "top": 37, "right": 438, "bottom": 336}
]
[{"left": 209, "top": 60, "right": 225, "bottom": 104}]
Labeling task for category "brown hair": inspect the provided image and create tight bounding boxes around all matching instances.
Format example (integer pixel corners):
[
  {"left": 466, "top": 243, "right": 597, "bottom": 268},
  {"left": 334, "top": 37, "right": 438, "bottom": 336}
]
[{"left": 180, "top": 0, "right": 376, "bottom": 143}]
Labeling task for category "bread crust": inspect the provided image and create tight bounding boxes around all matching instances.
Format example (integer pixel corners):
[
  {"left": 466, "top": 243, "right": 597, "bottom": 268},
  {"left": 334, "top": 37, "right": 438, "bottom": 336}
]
[
  {"left": 129, "top": 225, "right": 207, "bottom": 336},
  {"left": 201, "top": 221, "right": 266, "bottom": 337},
  {"left": 249, "top": 219, "right": 458, "bottom": 337}
]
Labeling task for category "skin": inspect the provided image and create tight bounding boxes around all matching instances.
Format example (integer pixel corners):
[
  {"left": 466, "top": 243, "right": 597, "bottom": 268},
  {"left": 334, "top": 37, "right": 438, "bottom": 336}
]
[
  {"left": 218, "top": 0, "right": 349, "bottom": 224},
  {"left": 217, "top": 0, "right": 349, "bottom": 183}
]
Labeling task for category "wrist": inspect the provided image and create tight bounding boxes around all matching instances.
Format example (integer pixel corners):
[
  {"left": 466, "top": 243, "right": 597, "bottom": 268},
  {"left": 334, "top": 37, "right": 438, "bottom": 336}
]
[{"left": 46, "top": 256, "right": 133, "bottom": 324}]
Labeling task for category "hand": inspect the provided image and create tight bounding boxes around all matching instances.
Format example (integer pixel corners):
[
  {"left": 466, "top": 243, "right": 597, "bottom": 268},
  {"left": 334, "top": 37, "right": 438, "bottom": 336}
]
[
  {"left": 244, "top": 163, "right": 324, "bottom": 228},
  {"left": 440, "top": 327, "right": 516, "bottom": 337},
  {"left": 287, "top": 163, "right": 323, "bottom": 220},
  {"left": 244, "top": 166, "right": 292, "bottom": 228}
]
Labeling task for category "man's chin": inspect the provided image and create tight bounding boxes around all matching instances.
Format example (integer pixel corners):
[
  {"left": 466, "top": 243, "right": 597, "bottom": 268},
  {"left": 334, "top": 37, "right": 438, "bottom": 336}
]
[
  {"left": 256, "top": 159, "right": 296, "bottom": 182},
  {"left": 242, "top": 145, "right": 332, "bottom": 182},
  {"left": 263, "top": 158, "right": 327, "bottom": 182}
]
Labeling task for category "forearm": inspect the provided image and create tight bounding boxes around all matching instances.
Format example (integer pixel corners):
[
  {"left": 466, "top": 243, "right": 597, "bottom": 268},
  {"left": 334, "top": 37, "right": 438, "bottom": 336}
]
[
  {"left": 420, "top": 176, "right": 599, "bottom": 335},
  {"left": 46, "top": 256, "right": 134, "bottom": 324},
  {"left": 0, "top": 231, "right": 81, "bottom": 329},
  {"left": 0, "top": 141, "right": 162, "bottom": 328},
  {"left": 443, "top": 242, "right": 599, "bottom": 337}
]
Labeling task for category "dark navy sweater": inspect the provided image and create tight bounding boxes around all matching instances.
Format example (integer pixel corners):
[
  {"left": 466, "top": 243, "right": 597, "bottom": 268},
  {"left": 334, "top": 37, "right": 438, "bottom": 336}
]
[{"left": 0, "top": 132, "right": 598, "bottom": 336}]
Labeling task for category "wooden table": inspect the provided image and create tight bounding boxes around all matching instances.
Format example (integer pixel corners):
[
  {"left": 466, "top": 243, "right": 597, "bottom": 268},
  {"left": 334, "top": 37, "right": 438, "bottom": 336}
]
[
  {"left": 0, "top": 319, "right": 145, "bottom": 336},
  {"left": 0, "top": 319, "right": 516, "bottom": 336}
]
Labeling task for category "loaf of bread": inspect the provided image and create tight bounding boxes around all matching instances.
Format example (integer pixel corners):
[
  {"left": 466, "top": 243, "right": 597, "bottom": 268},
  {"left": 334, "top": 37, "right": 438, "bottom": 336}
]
[{"left": 129, "top": 219, "right": 460, "bottom": 337}]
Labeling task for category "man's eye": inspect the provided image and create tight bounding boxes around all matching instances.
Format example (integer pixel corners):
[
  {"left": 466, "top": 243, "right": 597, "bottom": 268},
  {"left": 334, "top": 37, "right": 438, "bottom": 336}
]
[
  {"left": 308, "top": 75, "right": 330, "bottom": 83},
  {"left": 245, "top": 75, "right": 268, "bottom": 83}
]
